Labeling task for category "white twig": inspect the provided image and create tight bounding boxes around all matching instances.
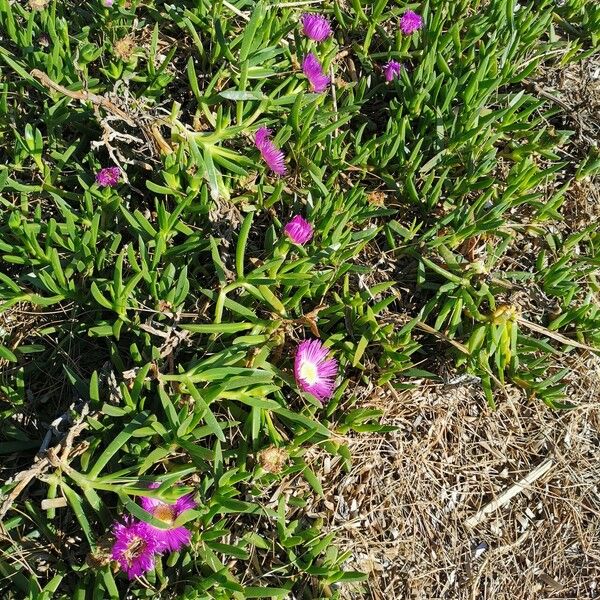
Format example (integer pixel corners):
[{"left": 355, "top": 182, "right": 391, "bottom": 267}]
[
  {"left": 329, "top": 64, "right": 339, "bottom": 137},
  {"left": 275, "top": 1, "right": 325, "bottom": 6},
  {"left": 465, "top": 458, "right": 555, "bottom": 529},
  {"left": 222, "top": 0, "right": 250, "bottom": 20}
]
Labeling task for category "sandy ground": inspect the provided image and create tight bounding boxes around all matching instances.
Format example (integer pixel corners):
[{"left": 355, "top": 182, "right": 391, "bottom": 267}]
[{"left": 315, "top": 358, "right": 600, "bottom": 599}]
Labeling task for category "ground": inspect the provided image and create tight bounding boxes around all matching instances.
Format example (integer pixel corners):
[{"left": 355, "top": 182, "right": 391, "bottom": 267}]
[{"left": 317, "top": 361, "right": 600, "bottom": 599}]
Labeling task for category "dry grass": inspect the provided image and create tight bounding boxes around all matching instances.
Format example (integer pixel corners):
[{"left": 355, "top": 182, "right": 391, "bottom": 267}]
[
  {"left": 534, "top": 55, "right": 600, "bottom": 156},
  {"left": 536, "top": 54, "right": 600, "bottom": 237},
  {"left": 306, "top": 353, "right": 600, "bottom": 599}
]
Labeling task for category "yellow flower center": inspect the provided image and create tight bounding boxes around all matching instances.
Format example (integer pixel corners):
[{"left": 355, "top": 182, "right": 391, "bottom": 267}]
[
  {"left": 153, "top": 504, "right": 176, "bottom": 525},
  {"left": 299, "top": 360, "right": 319, "bottom": 385},
  {"left": 124, "top": 537, "right": 146, "bottom": 566}
]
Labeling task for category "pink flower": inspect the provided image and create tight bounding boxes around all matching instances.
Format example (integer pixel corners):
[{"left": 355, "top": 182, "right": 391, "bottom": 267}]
[
  {"left": 302, "top": 53, "right": 330, "bottom": 93},
  {"left": 383, "top": 60, "right": 402, "bottom": 82},
  {"left": 255, "top": 127, "right": 287, "bottom": 176},
  {"left": 400, "top": 10, "right": 423, "bottom": 35},
  {"left": 95, "top": 166, "right": 120, "bottom": 187},
  {"left": 102, "top": 0, "right": 113, "bottom": 6},
  {"left": 294, "top": 339, "right": 338, "bottom": 402},
  {"left": 111, "top": 517, "right": 159, "bottom": 580},
  {"left": 284, "top": 215, "right": 313, "bottom": 245},
  {"left": 301, "top": 13, "right": 332, "bottom": 42},
  {"left": 140, "top": 484, "right": 196, "bottom": 553}
]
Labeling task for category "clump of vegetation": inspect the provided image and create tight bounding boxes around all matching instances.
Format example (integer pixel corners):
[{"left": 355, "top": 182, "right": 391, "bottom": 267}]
[{"left": 0, "top": 0, "right": 598, "bottom": 597}]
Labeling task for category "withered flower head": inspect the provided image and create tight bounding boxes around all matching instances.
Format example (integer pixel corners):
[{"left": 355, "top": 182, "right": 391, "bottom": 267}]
[
  {"left": 28, "top": 0, "right": 49, "bottom": 11},
  {"left": 258, "top": 446, "right": 289, "bottom": 474},
  {"left": 114, "top": 36, "right": 136, "bottom": 62}
]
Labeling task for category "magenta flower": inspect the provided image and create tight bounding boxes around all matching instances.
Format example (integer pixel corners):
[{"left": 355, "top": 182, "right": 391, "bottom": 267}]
[
  {"left": 301, "top": 13, "right": 332, "bottom": 42},
  {"left": 95, "top": 166, "right": 120, "bottom": 187},
  {"left": 302, "top": 53, "right": 330, "bottom": 93},
  {"left": 383, "top": 60, "right": 402, "bottom": 82},
  {"left": 255, "top": 127, "right": 287, "bottom": 176},
  {"left": 284, "top": 215, "right": 313, "bottom": 245},
  {"left": 400, "top": 10, "right": 423, "bottom": 35},
  {"left": 111, "top": 517, "right": 159, "bottom": 580},
  {"left": 294, "top": 339, "right": 338, "bottom": 402},
  {"left": 140, "top": 484, "right": 196, "bottom": 553}
]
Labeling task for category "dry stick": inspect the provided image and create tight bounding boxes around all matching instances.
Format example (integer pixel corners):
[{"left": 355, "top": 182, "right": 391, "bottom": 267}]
[
  {"left": 517, "top": 317, "right": 599, "bottom": 353},
  {"left": 0, "top": 459, "right": 51, "bottom": 521},
  {"left": 524, "top": 80, "right": 596, "bottom": 146},
  {"left": 31, "top": 69, "right": 136, "bottom": 126},
  {"left": 31, "top": 69, "right": 170, "bottom": 143},
  {"left": 222, "top": 0, "right": 250, "bottom": 20},
  {"left": 465, "top": 458, "right": 555, "bottom": 529},
  {"left": 414, "top": 320, "right": 470, "bottom": 355},
  {"left": 0, "top": 407, "right": 91, "bottom": 520}
]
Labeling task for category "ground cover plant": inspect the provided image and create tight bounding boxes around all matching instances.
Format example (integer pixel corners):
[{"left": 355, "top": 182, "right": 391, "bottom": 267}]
[{"left": 0, "top": 0, "right": 598, "bottom": 597}]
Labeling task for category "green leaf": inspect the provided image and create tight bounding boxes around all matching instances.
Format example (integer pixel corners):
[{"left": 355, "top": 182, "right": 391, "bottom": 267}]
[
  {"left": 86, "top": 412, "right": 150, "bottom": 479},
  {"left": 0, "top": 345, "right": 17, "bottom": 362},
  {"left": 180, "top": 322, "right": 255, "bottom": 334},
  {"left": 303, "top": 465, "right": 324, "bottom": 497},
  {"left": 236, "top": 211, "right": 254, "bottom": 279},
  {"left": 182, "top": 377, "right": 226, "bottom": 442},
  {"left": 243, "top": 588, "right": 290, "bottom": 598}
]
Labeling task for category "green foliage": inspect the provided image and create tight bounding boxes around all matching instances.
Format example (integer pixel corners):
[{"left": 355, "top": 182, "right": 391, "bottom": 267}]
[{"left": 0, "top": 0, "right": 598, "bottom": 597}]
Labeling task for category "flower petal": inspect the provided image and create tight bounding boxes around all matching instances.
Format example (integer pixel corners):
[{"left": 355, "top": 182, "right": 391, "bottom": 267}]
[
  {"left": 294, "top": 339, "right": 338, "bottom": 402},
  {"left": 151, "top": 525, "right": 192, "bottom": 553}
]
